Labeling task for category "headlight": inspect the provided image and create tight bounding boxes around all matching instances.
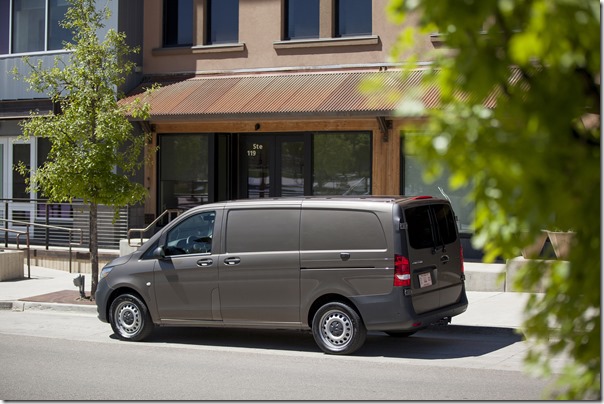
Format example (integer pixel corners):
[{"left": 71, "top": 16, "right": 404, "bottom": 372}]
[{"left": 100, "top": 266, "right": 113, "bottom": 280}]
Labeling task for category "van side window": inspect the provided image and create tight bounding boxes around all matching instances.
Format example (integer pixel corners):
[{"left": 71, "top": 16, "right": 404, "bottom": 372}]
[
  {"left": 405, "top": 204, "right": 457, "bottom": 249},
  {"left": 164, "top": 211, "right": 215, "bottom": 256},
  {"left": 301, "top": 209, "right": 386, "bottom": 250},
  {"left": 226, "top": 209, "right": 299, "bottom": 252}
]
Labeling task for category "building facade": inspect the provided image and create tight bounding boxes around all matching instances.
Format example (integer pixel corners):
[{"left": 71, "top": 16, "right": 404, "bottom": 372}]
[{"left": 1, "top": 0, "right": 476, "bottom": 255}]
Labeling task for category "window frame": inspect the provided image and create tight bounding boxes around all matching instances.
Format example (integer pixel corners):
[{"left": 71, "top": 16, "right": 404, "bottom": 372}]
[
  {"left": 284, "top": 0, "right": 320, "bottom": 41},
  {"left": 205, "top": 0, "right": 239, "bottom": 46},
  {"left": 162, "top": 0, "right": 193, "bottom": 48},
  {"left": 334, "top": 0, "right": 372, "bottom": 38},
  {"left": 1, "top": 0, "right": 72, "bottom": 55}
]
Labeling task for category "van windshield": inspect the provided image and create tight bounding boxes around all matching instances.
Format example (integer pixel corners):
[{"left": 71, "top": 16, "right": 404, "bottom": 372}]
[{"left": 405, "top": 204, "right": 457, "bottom": 250}]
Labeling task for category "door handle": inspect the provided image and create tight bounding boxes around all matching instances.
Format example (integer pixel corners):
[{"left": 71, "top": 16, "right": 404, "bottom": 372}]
[
  {"left": 340, "top": 252, "right": 351, "bottom": 261},
  {"left": 197, "top": 258, "right": 213, "bottom": 267},
  {"left": 440, "top": 255, "right": 450, "bottom": 264},
  {"left": 224, "top": 257, "right": 241, "bottom": 266}
]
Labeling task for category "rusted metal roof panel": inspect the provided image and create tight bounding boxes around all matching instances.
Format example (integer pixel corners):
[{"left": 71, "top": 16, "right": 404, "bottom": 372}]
[{"left": 122, "top": 70, "right": 435, "bottom": 119}]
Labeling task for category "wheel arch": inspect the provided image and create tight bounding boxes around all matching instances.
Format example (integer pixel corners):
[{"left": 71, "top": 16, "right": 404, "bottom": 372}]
[
  {"left": 106, "top": 287, "right": 157, "bottom": 324},
  {"left": 307, "top": 294, "right": 362, "bottom": 327}
]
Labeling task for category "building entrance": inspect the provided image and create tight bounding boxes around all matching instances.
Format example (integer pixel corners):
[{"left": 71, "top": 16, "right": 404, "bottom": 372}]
[{"left": 238, "top": 134, "right": 310, "bottom": 198}]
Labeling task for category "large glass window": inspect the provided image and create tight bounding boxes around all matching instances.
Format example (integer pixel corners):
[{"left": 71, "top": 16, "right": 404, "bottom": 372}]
[
  {"left": 207, "top": 0, "right": 238, "bottom": 45},
  {"left": 285, "top": 0, "right": 319, "bottom": 40},
  {"left": 159, "top": 134, "right": 209, "bottom": 211},
  {"left": 12, "top": 0, "right": 45, "bottom": 53},
  {"left": 48, "top": 0, "right": 71, "bottom": 50},
  {"left": 402, "top": 133, "right": 473, "bottom": 232},
  {"left": 335, "top": 0, "right": 372, "bottom": 37},
  {"left": 313, "top": 132, "right": 371, "bottom": 195},
  {"left": 163, "top": 0, "right": 193, "bottom": 47},
  {"left": 0, "top": 0, "right": 10, "bottom": 54},
  {"left": 7, "top": 0, "right": 71, "bottom": 54}
]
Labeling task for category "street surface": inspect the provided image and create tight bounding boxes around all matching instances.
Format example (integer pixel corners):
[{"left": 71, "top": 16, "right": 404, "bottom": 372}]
[{"left": 0, "top": 310, "right": 559, "bottom": 400}]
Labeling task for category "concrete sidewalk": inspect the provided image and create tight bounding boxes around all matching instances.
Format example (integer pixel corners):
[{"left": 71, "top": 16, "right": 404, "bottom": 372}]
[{"left": 0, "top": 264, "right": 538, "bottom": 331}]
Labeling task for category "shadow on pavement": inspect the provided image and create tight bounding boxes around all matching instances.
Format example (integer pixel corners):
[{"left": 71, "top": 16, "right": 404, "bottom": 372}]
[{"left": 120, "top": 324, "right": 523, "bottom": 360}]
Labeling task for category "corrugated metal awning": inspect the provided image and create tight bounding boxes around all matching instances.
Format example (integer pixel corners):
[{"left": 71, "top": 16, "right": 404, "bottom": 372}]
[{"left": 122, "top": 69, "right": 439, "bottom": 121}]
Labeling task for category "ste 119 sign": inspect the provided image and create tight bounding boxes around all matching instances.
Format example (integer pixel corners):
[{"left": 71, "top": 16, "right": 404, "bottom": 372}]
[{"left": 247, "top": 143, "right": 263, "bottom": 157}]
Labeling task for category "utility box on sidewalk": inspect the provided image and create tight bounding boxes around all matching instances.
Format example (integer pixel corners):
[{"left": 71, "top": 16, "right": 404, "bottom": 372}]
[{"left": 0, "top": 250, "right": 25, "bottom": 281}]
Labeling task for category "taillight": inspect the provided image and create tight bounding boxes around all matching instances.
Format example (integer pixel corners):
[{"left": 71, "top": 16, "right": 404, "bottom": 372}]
[
  {"left": 394, "top": 254, "right": 411, "bottom": 287},
  {"left": 460, "top": 246, "right": 465, "bottom": 273}
]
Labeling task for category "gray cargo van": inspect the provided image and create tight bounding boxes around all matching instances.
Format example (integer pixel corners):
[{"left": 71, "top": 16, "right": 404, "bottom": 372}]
[{"left": 96, "top": 196, "right": 468, "bottom": 354}]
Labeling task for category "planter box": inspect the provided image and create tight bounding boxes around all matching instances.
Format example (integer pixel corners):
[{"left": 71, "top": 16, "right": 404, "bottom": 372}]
[
  {"left": 521, "top": 230, "right": 548, "bottom": 259},
  {"left": 546, "top": 231, "right": 575, "bottom": 260},
  {"left": 0, "top": 250, "right": 25, "bottom": 281}
]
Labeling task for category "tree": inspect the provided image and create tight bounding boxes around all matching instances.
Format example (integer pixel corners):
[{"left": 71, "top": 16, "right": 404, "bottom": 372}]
[
  {"left": 385, "top": 0, "right": 600, "bottom": 399},
  {"left": 13, "top": 0, "right": 152, "bottom": 299}
]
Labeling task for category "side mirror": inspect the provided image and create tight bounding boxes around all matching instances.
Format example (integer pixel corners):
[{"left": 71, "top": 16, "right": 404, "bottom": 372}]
[{"left": 153, "top": 246, "right": 166, "bottom": 260}]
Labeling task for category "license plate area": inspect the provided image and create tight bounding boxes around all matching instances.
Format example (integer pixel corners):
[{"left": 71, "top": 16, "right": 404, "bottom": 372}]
[{"left": 418, "top": 272, "right": 433, "bottom": 288}]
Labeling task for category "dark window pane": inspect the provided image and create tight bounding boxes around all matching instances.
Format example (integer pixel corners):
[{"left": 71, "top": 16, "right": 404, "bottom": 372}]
[
  {"left": 226, "top": 209, "right": 299, "bottom": 252},
  {"left": 0, "top": 0, "right": 9, "bottom": 54},
  {"left": 433, "top": 204, "right": 457, "bottom": 245},
  {"left": 312, "top": 132, "right": 371, "bottom": 195},
  {"left": 159, "top": 134, "right": 209, "bottom": 211},
  {"left": 405, "top": 206, "right": 434, "bottom": 250},
  {"left": 48, "top": 0, "right": 72, "bottom": 50},
  {"left": 163, "top": 0, "right": 193, "bottom": 47},
  {"left": 285, "top": 0, "right": 319, "bottom": 40},
  {"left": 336, "top": 0, "right": 372, "bottom": 37},
  {"left": 301, "top": 210, "right": 386, "bottom": 251},
  {"left": 13, "top": 143, "right": 30, "bottom": 199},
  {"left": 12, "top": 0, "right": 45, "bottom": 53},
  {"left": 207, "top": 0, "right": 238, "bottom": 45}
]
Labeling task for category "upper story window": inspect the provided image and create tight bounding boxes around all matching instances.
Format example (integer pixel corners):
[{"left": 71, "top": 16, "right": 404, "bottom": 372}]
[
  {"left": 335, "top": 0, "right": 372, "bottom": 37},
  {"left": 163, "top": 0, "right": 193, "bottom": 47},
  {"left": 206, "top": 0, "right": 238, "bottom": 45},
  {"left": 285, "top": 0, "right": 319, "bottom": 40},
  {"left": 0, "top": 0, "right": 72, "bottom": 55}
]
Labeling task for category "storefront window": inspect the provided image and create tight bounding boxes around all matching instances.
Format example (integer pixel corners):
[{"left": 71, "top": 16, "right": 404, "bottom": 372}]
[
  {"left": 312, "top": 132, "right": 371, "bottom": 195},
  {"left": 402, "top": 135, "right": 474, "bottom": 232},
  {"left": 159, "top": 134, "right": 209, "bottom": 211}
]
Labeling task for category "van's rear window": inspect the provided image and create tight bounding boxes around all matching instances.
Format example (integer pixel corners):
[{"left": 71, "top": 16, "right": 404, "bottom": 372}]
[{"left": 405, "top": 204, "right": 457, "bottom": 249}]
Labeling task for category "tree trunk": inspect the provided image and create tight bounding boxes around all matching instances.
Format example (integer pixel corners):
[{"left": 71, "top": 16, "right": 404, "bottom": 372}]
[{"left": 89, "top": 202, "right": 99, "bottom": 300}]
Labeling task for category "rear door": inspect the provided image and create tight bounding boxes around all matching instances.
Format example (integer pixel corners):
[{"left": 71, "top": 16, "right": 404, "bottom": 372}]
[{"left": 403, "top": 202, "right": 463, "bottom": 314}]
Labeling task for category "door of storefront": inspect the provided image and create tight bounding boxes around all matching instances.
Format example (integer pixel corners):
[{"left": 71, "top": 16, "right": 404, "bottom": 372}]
[{"left": 238, "top": 134, "right": 310, "bottom": 199}]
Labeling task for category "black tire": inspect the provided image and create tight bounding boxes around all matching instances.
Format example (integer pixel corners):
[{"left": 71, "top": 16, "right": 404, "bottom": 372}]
[
  {"left": 109, "top": 294, "right": 154, "bottom": 341},
  {"left": 384, "top": 330, "right": 417, "bottom": 338},
  {"left": 311, "top": 302, "right": 366, "bottom": 355}
]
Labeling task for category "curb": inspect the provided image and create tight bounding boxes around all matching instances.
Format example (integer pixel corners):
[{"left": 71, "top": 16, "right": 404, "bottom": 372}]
[{"left": 0, "top": 301, "right": 97, "bottom": 314}]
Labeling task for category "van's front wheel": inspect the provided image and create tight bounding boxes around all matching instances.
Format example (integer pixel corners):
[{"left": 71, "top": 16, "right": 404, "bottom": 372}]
[
  {"left": 109, "top": 294, "right": 153, "bottom": 341},
  {"left": 312, "top": 302, "right": 366, "bottom": 355}
]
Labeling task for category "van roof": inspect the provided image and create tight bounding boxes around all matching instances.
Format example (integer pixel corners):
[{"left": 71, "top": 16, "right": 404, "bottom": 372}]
[{"left": 195, "top": 195, "right": 448, "bottom": 210}]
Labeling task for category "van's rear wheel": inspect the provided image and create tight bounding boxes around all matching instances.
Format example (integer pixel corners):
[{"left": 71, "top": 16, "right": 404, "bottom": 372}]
[
  {"left": 312, "top": 302, "right": 366, "bottom": 355},
  {"left": 109, "top": 294, "right": 153, "bottom": 341}
]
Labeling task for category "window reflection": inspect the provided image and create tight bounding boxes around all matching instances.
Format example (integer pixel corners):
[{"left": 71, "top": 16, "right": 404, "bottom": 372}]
[
  {"left": 312, "top": 132, "right": 371, "bottom": 195},
  {"left": 159, "top": 134, "right": 209, "bottom": 211},
  {"left": 285, "top": 0, "right": 319, "bottom": 40}
]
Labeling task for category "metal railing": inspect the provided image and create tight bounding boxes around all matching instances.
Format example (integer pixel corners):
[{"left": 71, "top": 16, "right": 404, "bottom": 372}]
[
  {"left": 0, "top": 218, "right": 83, "bottom": 278},
  {"left": 0, "top": 198, "right": 128, "bottom": 249},
  {"left": 127, "top": 209, "right": 182, "bottom": 247}
]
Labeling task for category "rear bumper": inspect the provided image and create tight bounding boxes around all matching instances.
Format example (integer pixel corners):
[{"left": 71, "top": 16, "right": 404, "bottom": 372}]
[{"left": 351, "top": 285, "right": 469, "bottom": 332}]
